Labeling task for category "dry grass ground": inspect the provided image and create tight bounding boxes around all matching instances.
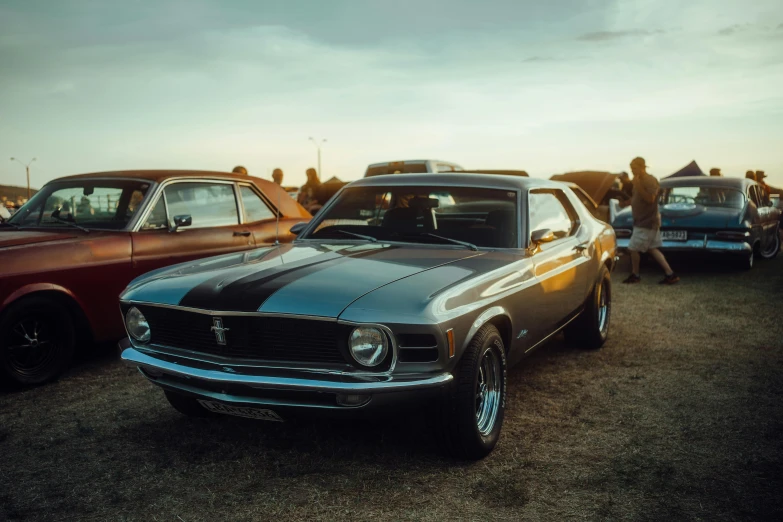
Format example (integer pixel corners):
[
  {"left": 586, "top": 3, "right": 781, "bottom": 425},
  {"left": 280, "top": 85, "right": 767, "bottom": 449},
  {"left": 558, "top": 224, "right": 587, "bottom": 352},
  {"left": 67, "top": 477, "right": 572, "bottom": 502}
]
[{"left": 1, "top": 256, "right": 782, "bottom": 521}]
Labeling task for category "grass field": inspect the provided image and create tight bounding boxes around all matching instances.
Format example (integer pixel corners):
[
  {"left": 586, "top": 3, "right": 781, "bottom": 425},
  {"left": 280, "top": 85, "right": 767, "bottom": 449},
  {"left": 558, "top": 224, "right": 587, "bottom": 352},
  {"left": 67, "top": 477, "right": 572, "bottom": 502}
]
[{"left": 1, "top": 255, "right": 782, "bottom": 521}]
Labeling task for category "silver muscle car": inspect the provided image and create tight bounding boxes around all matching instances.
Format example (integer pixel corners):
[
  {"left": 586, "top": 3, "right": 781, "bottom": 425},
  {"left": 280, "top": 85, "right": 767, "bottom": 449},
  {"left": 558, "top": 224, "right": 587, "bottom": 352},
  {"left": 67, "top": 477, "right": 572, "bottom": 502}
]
[{"left": 120, "top": 174, "right": 617, "bottom": 459}]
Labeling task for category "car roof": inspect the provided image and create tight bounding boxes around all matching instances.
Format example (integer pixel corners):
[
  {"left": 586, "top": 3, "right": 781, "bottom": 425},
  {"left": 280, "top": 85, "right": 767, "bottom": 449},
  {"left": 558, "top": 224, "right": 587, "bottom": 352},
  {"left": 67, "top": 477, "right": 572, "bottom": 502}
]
[
  {"left": 348, "top": 173, "right": 562, "bottom": 191},
  {"left": 366, "top": 159, "right": 460, "bottom": 168},
  {"left": 661, "top": 176, "right": 753, "bottom": 190},
  {"left": 44, "top": 170, "right": 312, "bottom": 219},
  {"left": 52, "top": 169, "right": 259, "bottom": 184}
]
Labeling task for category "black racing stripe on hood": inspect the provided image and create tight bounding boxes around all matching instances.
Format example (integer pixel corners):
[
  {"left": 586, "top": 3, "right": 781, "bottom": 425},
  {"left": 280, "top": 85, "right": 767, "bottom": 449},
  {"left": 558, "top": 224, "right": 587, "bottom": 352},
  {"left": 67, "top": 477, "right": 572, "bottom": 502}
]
[
  {"left": 178, "top": 255, "right": 345, "bottom": 311},
  {"left": 178, "top": 245, "right": 399, "bottom": 312}
]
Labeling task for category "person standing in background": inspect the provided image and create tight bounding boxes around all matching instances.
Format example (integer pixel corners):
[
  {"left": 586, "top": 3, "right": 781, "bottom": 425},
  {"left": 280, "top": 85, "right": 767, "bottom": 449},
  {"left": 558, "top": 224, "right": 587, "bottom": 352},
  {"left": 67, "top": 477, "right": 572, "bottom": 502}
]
[
  {"left": 745, "top": 171, "right": 756, "bottom": 182},
  {"left": 232, "top": 166, "right": 248, "bottom": 175},
  {"left": 756, "top": 171, "right": 770, "bottom": 202},
  {"left": 709, "top": 168, "right": 722, "bottom": 177},
  {"left": 297, "top": 168, "right": 323, "bottom": 214},
  {"left": 272, "top": 169, "right": 284, "bottom": 185},
  {"left": 622, "top": 157, "right": 679, "bottom": 285}
]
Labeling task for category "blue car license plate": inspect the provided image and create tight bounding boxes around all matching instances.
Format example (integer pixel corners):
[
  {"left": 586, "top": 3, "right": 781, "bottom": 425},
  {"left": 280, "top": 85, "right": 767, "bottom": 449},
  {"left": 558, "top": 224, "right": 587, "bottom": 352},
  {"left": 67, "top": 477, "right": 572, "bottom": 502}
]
[{"left": 662, "top": 230, "right": 687, "bottom": 241}]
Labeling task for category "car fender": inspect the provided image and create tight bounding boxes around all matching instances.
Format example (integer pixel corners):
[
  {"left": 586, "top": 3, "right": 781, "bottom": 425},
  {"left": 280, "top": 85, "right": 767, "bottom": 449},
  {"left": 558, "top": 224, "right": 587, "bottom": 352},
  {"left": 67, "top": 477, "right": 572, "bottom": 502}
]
[
  {"left": 1, "top": 282, "right": 90, "bottom": 325},
  {"left": 461, "top": 305, "right": 512, "bottom": 352}
]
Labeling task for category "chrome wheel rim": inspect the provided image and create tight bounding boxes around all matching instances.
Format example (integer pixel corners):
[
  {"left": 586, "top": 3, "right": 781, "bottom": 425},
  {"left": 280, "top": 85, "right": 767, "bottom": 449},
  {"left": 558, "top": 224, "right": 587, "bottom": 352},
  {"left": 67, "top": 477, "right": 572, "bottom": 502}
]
[
  {"left": 476, "top": 347, "right": 501, "bottom": 436},
  {"left": 5, "top": 316, "right": 59, "bottom": 376},
  {"left": 597, "top": 280, "right": 609, "bottom": 335}
]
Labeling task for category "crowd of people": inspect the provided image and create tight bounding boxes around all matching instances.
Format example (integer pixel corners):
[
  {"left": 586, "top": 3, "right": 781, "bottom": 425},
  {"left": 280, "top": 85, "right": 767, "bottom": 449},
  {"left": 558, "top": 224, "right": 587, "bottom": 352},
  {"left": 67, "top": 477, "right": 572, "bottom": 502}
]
[{"left": 230, "top": 165, "right": 326, "bottom": 214}]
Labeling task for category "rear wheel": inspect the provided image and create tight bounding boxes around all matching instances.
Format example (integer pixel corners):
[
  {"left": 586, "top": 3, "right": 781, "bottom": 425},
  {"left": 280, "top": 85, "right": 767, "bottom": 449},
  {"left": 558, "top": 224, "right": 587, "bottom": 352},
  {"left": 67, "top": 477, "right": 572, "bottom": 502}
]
[
  {"left": 564, "top": 266, "right": 611, "bottom": 349},
  {"left": 759, "top": 228, "right": 780, "bottom": 259},
  {"left": 0, "top": 297, "right": 75, "bottom": 387},
  {"left": 164, "top": 390, "right": 217, "bottom": 417},
  {"left": 440, "top": 324, "right": 506, "bottom": 460}
]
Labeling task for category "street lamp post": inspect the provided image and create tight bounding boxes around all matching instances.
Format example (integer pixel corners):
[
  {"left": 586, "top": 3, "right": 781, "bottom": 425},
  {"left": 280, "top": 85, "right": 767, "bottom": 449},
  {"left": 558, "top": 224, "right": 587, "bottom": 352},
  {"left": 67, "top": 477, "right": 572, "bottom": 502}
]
[
  {"left": 10, "top": 157, "right": 36, "bottom": 200},
  {"left": 308, "top": 137, "right": 326, "bottom": 178}
]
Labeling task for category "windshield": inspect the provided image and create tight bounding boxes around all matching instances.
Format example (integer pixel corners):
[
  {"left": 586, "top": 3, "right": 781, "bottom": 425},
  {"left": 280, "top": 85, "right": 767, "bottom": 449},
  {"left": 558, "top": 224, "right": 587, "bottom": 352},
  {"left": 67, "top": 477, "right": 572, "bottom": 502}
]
[
  {"left": 303, "top": 185, "right": 518, "bottom": 248},
  {"left": 365, "top": 163, "right": 428, "bottom": 177},
  {"left": 8, "top": 179, "right": 153, "bottom": 230},
  {"left": 659, "top": 186, "right": 746, "bottom": 210}
]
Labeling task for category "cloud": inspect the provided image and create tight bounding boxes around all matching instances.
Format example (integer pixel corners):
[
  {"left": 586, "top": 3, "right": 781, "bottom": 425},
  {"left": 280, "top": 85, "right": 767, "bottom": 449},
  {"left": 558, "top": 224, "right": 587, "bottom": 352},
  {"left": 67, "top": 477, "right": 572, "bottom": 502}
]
[{"left": 577, "top": 29, "right": 663, "bottom": 41}]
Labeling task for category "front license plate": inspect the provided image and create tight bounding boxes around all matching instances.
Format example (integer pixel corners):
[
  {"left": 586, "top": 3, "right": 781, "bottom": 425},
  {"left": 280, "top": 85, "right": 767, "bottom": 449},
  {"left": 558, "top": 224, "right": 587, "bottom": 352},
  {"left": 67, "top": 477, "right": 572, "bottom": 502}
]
[
  {"left": 661, "top": 230, "right": 687, "bottom": 241},
  {"left": 197, "top": 400, "right": 284, "bottom": 422}
]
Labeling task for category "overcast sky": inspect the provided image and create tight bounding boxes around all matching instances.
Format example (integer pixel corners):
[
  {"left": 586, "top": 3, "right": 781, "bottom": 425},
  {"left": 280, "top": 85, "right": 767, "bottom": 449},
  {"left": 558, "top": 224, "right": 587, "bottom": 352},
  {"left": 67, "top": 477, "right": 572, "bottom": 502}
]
[{"left": 1, "top": 0, "right": 782, "bottom": 189}]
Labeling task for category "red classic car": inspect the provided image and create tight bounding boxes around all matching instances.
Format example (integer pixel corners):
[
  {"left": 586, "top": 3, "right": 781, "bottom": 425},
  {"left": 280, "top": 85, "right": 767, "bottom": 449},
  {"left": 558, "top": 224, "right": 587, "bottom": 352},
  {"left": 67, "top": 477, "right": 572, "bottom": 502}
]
[{"left": 0, "top": 170, "right": 310, "bottom": 386}]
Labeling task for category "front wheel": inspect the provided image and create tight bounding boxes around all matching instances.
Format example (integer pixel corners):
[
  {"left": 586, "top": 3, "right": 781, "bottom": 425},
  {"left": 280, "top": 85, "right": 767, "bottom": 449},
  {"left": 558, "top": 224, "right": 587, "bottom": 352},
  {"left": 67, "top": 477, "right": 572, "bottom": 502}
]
[
  {"left": 0, "top": 297, "right": 75, "bottom": 387},
  {"left": 739, "top": 248, "right": 754, "bottom": 270},
  {"left": 564, "top": 266, "right": 611, "bottom": 349},
  {"left": 441, "top": 324, "right": 507, "bottom": 460}
]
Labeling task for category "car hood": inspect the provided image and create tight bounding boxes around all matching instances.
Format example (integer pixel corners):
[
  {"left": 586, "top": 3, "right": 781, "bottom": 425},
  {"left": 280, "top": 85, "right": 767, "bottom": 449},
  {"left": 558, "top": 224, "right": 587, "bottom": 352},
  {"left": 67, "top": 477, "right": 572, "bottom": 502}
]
[
  {"left": 121, "top": 242, "right": 484, "bottom": 318},
  {"left": 0, "top": 229, "right": 80, "bottom": 248},
  {"left": 612, "top": 205, "right": 741, "bottom": 228}
]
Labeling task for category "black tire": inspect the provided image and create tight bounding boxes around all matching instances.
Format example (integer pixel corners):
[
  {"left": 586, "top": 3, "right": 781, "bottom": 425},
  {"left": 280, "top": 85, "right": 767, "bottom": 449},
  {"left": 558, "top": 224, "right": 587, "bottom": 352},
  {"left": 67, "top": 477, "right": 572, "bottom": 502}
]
[
  {"left": 564, "top": 265, "right": 611, "bottom": 350},
  {"left": 0, "top": 296, "right": 75, "bottom": 387},
  {"left": 441, "top": 324, "right": 506, "bottom": 460},
  {"left": 740, "top": 248, "right": 755, "bottom": 270},
  {"left": 759, "top": 227, "right": 780, "bottom": 260},
  {"left": 164, "top": 390, "right": 216, "bottom": 417}
]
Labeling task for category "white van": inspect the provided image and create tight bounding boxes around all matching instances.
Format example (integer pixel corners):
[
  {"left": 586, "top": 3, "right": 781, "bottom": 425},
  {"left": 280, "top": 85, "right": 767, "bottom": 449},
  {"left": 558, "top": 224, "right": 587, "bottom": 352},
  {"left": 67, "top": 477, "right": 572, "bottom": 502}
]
[{"left": 364, "top": 159, "right": 464, "bottom": 177}]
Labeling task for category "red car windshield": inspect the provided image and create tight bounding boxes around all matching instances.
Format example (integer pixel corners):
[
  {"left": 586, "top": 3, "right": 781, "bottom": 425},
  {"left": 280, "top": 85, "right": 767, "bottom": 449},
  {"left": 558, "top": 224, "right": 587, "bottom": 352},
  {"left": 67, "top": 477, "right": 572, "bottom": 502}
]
[{"left": 9, "top": 179, "right": 153, "bottom": 230}]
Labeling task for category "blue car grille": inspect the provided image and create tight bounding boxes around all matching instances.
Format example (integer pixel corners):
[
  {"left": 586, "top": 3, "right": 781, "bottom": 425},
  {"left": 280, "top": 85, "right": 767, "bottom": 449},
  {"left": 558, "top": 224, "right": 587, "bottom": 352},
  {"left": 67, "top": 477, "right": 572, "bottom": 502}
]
[{"left": 136, "top": 305, "right": 348, "bottom": 365}]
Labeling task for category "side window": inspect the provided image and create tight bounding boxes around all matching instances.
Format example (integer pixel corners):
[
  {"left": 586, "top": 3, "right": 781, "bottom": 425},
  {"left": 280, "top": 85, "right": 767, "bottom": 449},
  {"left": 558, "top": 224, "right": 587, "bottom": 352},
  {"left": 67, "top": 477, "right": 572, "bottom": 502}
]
[
  {"left": 748, "top": 186, "right": 761, "bottom": 207},
  {"left": 164, "top": 182, "right": 239, "bottom": 228},
  {"left": 141, "top": 196, "right": 168, "bottom": 230},
  {"left": 436, "top": 164, "right": 454, "bottom": 173},
  {"left": 240, "top": 186, "right": 275, "bottom": 222},
  {"left": 571, "top": 187, "right": 594, "bottom": 209},
  {"left": 529, "top": 190, "right": 576, "bottom": 240}
]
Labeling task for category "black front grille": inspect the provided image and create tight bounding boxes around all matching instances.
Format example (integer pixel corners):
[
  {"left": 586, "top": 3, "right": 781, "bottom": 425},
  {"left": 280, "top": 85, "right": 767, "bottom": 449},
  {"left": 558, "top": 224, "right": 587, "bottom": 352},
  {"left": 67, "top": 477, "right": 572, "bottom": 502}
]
[{"left": 137, "top": 305, "right": 348, "bottom": 365}]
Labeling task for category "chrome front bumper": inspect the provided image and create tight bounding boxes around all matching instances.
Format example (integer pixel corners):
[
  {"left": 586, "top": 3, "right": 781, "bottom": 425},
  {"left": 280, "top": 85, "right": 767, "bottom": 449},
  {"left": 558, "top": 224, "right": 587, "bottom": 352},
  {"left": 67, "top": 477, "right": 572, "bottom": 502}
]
[
  {"left": 616, "top": 238, "right": 751, "bottom": 253},
  {"left": 121, "top": 346, "right": 452, "bottom": 409}
]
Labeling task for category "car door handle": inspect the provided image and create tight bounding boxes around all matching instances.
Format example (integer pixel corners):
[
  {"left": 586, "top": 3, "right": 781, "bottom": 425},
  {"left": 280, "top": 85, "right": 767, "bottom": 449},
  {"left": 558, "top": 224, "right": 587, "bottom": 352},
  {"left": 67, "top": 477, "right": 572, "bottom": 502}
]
[
  {"left": 573, "top": 244, "right": 588, "bottom": 252},
  {"left": 233, "top": 231, "right": 252, "bottom": 237}
]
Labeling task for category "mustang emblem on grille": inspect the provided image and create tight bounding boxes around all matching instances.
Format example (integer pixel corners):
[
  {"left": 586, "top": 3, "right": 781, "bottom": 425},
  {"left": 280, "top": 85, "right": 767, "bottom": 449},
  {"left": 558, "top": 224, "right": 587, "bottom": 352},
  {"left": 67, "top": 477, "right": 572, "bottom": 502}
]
[{"left": 210, "top": 317, "right": 230, "bottom": 345}]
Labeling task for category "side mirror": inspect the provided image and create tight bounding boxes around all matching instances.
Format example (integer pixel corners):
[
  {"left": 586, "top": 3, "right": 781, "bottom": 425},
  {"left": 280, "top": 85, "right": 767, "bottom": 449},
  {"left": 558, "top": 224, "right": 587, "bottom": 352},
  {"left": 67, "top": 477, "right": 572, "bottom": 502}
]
[
  {"left": 531, "top": 228, "right": 556, "bottom": 245},
  {"left": 289, "top": 221, "right": 308, "bottom": 235},
  {"left": 169, "top": 214, "right": 192, "bottom": 232}
]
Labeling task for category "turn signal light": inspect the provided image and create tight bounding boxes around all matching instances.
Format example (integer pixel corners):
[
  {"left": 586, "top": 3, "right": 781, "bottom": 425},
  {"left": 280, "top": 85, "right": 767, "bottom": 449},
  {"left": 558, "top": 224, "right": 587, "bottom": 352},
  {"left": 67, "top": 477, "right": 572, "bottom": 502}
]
[{"left": 446, "top": 329, "right": 455, "bottom": 358}]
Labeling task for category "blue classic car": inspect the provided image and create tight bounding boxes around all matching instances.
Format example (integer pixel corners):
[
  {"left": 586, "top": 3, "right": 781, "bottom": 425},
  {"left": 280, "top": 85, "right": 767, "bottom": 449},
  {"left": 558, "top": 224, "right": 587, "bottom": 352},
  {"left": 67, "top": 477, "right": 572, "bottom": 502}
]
[
  {"left": 612, "top": 176, "right": 780, "bottom": 268},
  {"left": 120, "top": 173, "right": 617, "bottom": 459}
]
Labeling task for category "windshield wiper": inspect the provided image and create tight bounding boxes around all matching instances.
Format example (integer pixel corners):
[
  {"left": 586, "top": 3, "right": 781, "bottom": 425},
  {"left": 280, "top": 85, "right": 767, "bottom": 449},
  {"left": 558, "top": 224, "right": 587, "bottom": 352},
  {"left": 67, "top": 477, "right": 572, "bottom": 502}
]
[
  {"left": 418, "top": 232, "right": 479, "bottom": 251},
  {"left": 331, "top": 229, "right": 377, "bottom": 242},
  {"left": 44, "top": 216, "right": 90, "bottom": 233}
]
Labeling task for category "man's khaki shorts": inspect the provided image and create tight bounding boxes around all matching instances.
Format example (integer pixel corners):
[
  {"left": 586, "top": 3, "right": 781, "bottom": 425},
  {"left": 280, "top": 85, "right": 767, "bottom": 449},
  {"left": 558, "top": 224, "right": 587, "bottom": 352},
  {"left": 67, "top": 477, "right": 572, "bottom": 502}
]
[{"left": 628, "top": 227, "right": 662, "bottom": 253}]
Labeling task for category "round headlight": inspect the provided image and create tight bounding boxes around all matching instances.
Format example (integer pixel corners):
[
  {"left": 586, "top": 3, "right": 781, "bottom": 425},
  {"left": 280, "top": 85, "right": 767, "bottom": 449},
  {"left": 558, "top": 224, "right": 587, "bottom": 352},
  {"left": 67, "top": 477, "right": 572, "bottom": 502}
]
[
  {"left": 348, "top": 327, "right": 389, "bottom": 367},
  {"left": 125, "top": 307, "right": 151, "bottom": 343}
]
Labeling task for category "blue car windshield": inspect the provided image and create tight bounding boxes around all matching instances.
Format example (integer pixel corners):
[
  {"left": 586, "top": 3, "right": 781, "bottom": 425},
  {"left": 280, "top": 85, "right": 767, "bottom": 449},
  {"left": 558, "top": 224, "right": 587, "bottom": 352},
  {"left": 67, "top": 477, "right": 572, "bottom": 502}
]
[
  {"left": 660, "top": 186, "right": 746, "bottom": 209},
  {"left": 304, "top": 185, "right": 519, "bottom": 249}
]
